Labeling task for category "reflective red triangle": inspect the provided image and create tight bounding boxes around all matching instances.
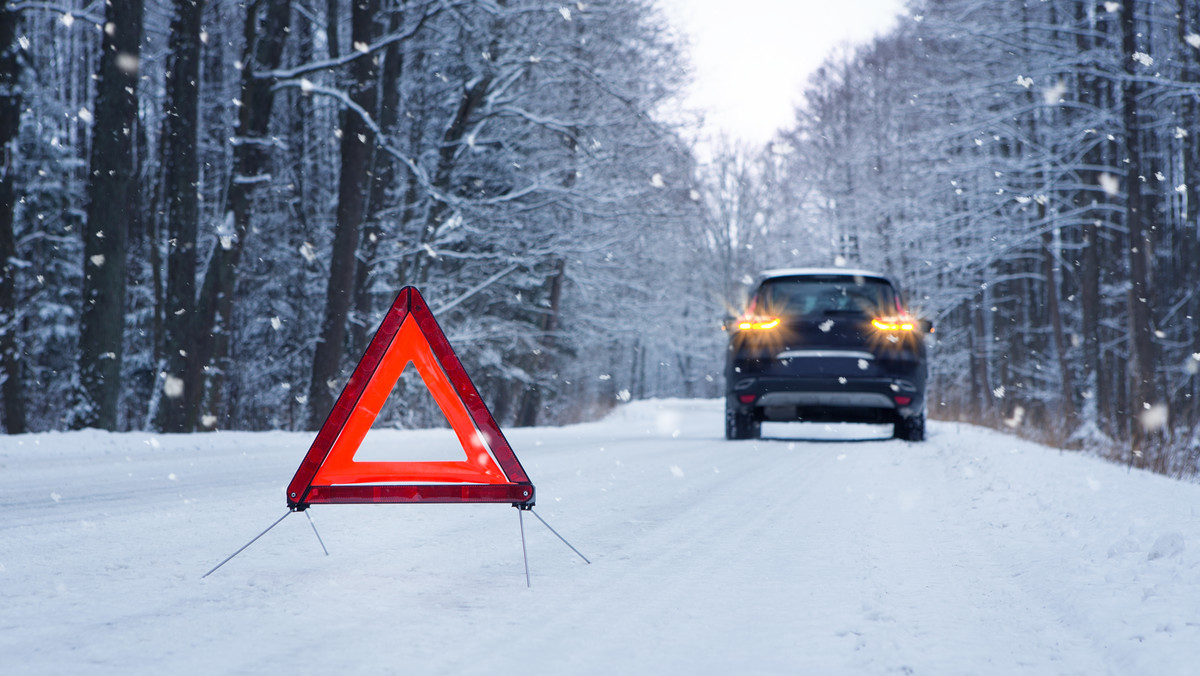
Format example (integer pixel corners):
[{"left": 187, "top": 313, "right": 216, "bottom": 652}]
[{"left": 287, "top": 287, "right": 534, "bottom": 508}]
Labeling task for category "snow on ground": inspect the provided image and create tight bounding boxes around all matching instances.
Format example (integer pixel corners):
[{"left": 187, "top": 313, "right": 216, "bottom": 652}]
[{"left": 2, "top": 399, "right": 1199, "bottom": 675}]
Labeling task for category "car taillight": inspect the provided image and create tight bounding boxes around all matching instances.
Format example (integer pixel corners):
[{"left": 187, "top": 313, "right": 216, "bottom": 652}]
[
  {"left": 894, "top": 395, "right": 912, "bottom": 405},
  {"left": 737, "top": 317, "right": 780, "bottom": 330},
  {"left": 872, "top": 317, "right": 915, "bottom": 332},
  {"left": 739, "top": 394, "right": 757, "bottom": 404}
]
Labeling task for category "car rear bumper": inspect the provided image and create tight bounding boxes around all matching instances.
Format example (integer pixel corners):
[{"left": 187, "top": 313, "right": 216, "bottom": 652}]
[{"left": 727, "top": 374, "right": 924, "bottom": 423}]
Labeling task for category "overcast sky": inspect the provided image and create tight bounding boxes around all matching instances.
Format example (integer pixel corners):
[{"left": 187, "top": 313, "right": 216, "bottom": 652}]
[{"left": 656, "top": 0, "right": 908, "bottom": 146}]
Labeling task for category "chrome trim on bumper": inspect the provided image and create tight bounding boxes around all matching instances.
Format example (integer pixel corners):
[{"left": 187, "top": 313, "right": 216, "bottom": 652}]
[
  {"left": 776, "top": 350, "right": 874, "bottom": 360},
  {"left": 756, "top": 391, "right": 895, "bottom": 408}
]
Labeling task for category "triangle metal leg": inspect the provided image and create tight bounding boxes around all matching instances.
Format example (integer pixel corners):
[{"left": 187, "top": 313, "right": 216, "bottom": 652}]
[
  {"left": 304, "top": 509, "right": 329, "bottom": 555},
  {"left": 530, "top": 509, "right": 590, "bottom": 564},
  {"left": 518, "top": 508, "right": 531, "bottom": 588},
  {"left": 202, "top": 511, "right": 292, "bottom": 579}
]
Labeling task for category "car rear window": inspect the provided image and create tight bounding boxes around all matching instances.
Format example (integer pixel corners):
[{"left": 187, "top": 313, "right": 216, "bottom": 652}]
[{"left": 755, "top": 276, "right": 899, "bottom": 317}]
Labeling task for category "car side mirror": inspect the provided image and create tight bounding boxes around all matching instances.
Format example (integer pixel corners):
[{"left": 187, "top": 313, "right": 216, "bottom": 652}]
[{"left": 918, "top": 319, "right": 934, "bottom": 334}]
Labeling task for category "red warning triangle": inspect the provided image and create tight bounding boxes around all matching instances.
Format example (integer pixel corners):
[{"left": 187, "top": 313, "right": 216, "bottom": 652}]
[{"left": 287, "top": 287, "right": 534, "bottom": 509}]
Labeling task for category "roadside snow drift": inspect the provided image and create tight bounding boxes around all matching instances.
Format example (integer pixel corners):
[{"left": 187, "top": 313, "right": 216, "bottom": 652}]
[{"left": 3, "top": 399, "right": 1198, "bottom": 674}]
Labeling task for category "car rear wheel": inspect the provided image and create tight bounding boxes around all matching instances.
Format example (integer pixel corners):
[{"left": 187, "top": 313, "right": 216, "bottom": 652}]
[
  {"left": 725, "top": 403, "right": 761, "bottom": 440},
  {"left": 893, "top": 412, "right": 925, "bottom": 441}
]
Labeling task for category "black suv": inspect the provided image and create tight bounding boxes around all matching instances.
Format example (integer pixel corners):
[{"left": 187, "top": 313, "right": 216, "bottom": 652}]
[{"left": 724, "top": 269, "right": 932, "bottom": 441}]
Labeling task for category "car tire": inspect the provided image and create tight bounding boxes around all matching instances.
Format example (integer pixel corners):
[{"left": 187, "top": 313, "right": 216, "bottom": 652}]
[
  {"left": 725, "top": 403, "right": 761, "bottom": 440},
  {"left": 893, "top": 412, "right": 925, "bottom": 441}
]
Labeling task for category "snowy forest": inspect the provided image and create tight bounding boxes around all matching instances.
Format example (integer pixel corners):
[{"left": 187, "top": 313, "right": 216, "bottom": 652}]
[
  {"left": 711, "top": 0, "right": 1200, "bottom": 474},
  {"left": 0, "top": 0, "right": 718, "bottom": 436},
  {"left": 1, "top": 0, "right": 1198, "bottom": 475}
]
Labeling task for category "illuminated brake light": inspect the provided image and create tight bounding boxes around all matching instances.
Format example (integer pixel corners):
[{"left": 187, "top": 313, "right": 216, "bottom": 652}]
[
  {"left": 872, "top": 318, "right": 914, "bottom": 332},
  {"left": 738, "top": 317, "right": 780, "bottom": 330}
]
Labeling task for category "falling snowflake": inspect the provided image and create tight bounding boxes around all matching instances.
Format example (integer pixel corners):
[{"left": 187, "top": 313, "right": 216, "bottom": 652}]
[
  {"left": 116, "top": 53, "right": 139, "bottom": 75},
  {"left": 1187, "top": 34, "right": 1200, "bottom": 49},
  {"left": 1015, "top": 75, "right": 1033, "bottom": 89},
  {"left": 1131, "top": 52, "right": 1153, "bottom": 67},
  {"left": 650, "top": 173, "right": 665, "bottom": 188},
  {"left": 1003, "top": 405, "right": 1025, "bottom": 428},
  {"left": 163, "top": 375, "right": 185, "bottom": 399},
  {"left": 559, "top": 6, "right": 572, "bottom": 20},
  {"left": 299, "top": 242, "right": 316, "bottom": 262},
  {"left": 1138, "top": 403, "right": 1168, "bottom": 432},
  {"left": 1042, "top": 81, "right": 1067, "bottom": 104},
  {"left": 1098, "top": 173, "right": 1120, "bottom": 197}
]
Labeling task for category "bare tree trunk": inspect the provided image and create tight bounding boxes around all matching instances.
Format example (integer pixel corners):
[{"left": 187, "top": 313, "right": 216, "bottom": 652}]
[
  {"left": 970, "top": 289, "right": 993, "bottom": 421},
  {"left": 196, "top": 0, "right": 292, "bottom": 428},
  {"left": 1042, "top": 228, "right": 1076, "bottom": 424},
  {"left": 1073, "top": 0, "right": 1104, "bottom": 431},
  {"left": 516, "top": 258, "right": 566, "bottom": 426},
  {"left": 157, "top": 0, "right": 206, "bottom": 433},
  {"left": 351, "top": 6, "right": 405, "bottom": 357},
  {"left": 1119, "top": 0, "right": 1159, "bottom": 448},
  {"left": 1079, "top": 217, "right": 1100, "bottom": 418},
  {"left": 0, "top": 0, "right": 25, "bottom": 433},
  {"left": 1177, "top": 0, "right": 1200, "bottom": 430},
  {"left": 307, "top": 0, "right": 380, "bottom": 430},
  {"left": 76, "top": 0, "right": 142, "bottom": 430}
]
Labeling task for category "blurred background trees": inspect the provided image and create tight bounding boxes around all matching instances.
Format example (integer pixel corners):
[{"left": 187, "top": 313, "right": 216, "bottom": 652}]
[
  {"left": 1, "top": 0, "right": 719, "bottom": 435},
  {"left": 761, "top": 0, "right": 1200, "bottom": 472}
]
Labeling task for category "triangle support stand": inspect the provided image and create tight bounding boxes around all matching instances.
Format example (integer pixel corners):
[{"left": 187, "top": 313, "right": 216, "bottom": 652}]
[
  {"left": 202, "top": 511, "right": 292, "bottom": 579},
  {"left": 202, "top": 507, "right": 331, "bottom": 579},
  {"left": 515, "top": 506, "right": 591, "bottom": 587},
  {"left": 518, "top": 509, "right": 531, "bottom": 588},
  {"left": 530, "top": 508, "right": 591, "bottom": 564},
  {"left": 305, "top": 509, "right": 330, "bottom": 556}
]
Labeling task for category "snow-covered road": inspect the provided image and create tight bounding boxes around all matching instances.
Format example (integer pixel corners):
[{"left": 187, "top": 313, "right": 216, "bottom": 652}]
[{"left": 3, "top": 399, "right": 1198, "bottom": 674}]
